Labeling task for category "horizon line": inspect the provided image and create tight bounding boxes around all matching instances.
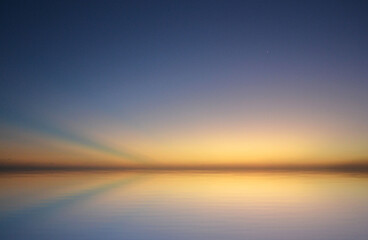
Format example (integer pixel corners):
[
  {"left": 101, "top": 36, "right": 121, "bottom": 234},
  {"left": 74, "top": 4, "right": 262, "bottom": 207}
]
[{"left": 1, "top": 162, "right": 368, "bottom": 172}]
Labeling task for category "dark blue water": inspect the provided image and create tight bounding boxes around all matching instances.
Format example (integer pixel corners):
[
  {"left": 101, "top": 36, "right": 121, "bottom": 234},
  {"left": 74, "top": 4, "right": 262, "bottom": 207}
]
[{"left": 1, "top": 171, "right": 368, "bottom": 240}]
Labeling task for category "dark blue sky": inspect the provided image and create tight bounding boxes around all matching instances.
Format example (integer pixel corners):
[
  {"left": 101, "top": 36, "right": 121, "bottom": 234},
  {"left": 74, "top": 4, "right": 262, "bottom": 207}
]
[{"left": 1, "top": 0, "right": 368, "bottom": 166}]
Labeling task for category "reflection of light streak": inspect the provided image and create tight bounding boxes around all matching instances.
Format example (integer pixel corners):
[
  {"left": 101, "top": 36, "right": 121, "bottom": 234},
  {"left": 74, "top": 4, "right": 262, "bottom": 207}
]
[{"left": 0, "top": 174, "right": 145, "bottom": 232}]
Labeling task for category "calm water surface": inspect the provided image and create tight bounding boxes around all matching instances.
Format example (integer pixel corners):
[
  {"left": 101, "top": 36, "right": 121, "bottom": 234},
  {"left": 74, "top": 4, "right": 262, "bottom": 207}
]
[{"left": 0, "top": 171, "right": 368, "bottom": 240}]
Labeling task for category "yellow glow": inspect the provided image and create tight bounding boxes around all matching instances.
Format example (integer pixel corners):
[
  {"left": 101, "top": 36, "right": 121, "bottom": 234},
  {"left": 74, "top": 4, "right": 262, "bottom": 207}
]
[{"left": 1, "top": 111, "right": 367, "bottom": 167}]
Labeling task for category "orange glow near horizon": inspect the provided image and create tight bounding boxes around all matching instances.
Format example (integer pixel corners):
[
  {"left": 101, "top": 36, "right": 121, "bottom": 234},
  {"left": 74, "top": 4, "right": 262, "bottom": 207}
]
[
  {"left": 1, "top": 116, "right": 367, "bottom": 168},
  {"left": 1, "top": 78, "right": 368, "bottom": 168}
]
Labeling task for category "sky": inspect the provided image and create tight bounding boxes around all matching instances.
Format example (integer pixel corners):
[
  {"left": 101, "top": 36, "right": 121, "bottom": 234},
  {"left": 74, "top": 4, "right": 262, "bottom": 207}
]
[{"left": 0, "top": 0, "right": 368, "bottom": 168}]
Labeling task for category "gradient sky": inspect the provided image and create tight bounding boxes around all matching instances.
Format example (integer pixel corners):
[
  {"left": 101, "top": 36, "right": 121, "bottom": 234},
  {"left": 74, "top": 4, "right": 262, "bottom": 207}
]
[{"left": 1, "top": 0, "right": 368, "bottom": 167}]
